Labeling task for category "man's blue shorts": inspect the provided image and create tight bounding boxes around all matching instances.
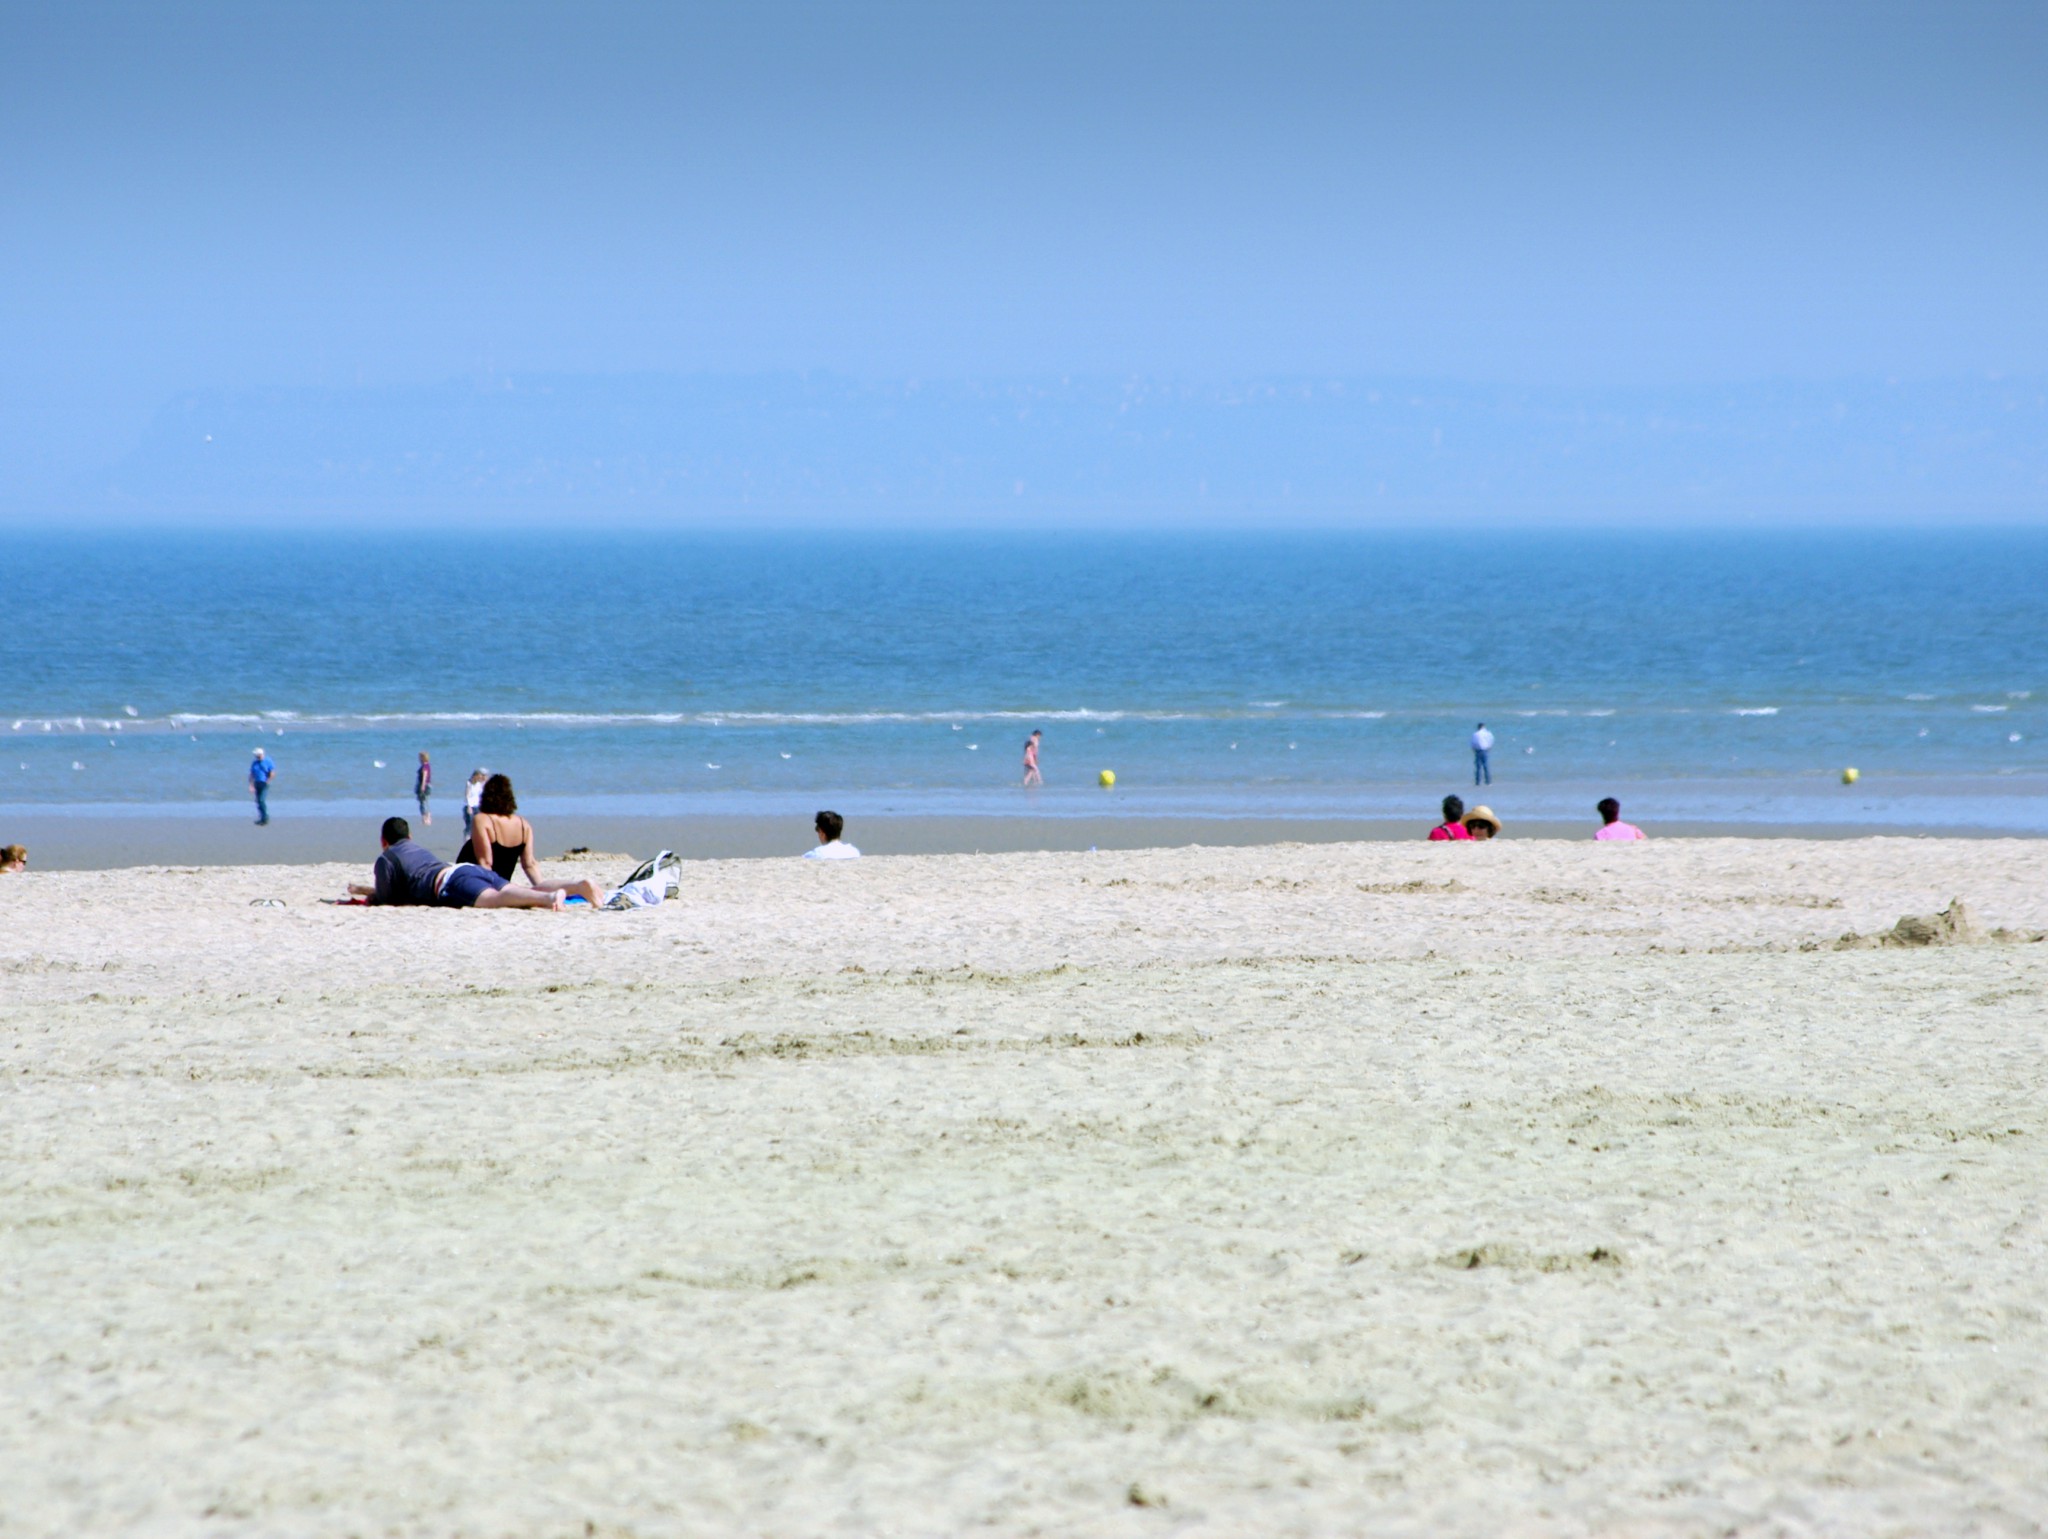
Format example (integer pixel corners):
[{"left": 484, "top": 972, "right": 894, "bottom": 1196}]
[{"left": 438, "top": 863, "right": 509, "bottom": 907}]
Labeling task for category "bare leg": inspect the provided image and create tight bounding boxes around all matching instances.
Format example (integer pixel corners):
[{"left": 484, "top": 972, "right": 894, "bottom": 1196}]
[
  {"left": 527, "top": 876, "right": 605, "bottom": 904},
  {"left": 472, "top": 886, "right": 566, "bottom": 911}
]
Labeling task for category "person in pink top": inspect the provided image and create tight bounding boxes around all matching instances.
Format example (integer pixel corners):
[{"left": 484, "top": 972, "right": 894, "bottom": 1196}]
[
  {"left": 1022, "top": 729, "right": 1043, "bottom": 786},
  {"left": 1594, "top": 797, "right": 1646, "bottom": 841},
  {"left": 1428, "top": 794, "right": 1472, "bottom": 840}
]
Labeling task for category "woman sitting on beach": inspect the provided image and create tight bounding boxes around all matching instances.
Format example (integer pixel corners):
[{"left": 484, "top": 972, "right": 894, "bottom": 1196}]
[
  {"left": 1428, "top": 795, "right": 1472, "bottom": 841},
  {"left": 1463, "top": 806, "right": 1500, "bottom": 841},
  {"left": 456, "top": 774, "right": 605, "bottom": 904},
  {"left": 0, "top": 844, "right": 25, "bottom": 873}
]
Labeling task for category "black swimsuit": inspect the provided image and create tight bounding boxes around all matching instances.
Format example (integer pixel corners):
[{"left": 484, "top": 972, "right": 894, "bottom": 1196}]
[{"left": 457, "top": 822, "right": 527, "bottom": 880}]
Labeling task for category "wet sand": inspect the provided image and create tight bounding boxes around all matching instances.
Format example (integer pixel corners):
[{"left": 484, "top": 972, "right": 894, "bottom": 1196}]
[{"left": 0, "top": 808, "right": 2013, "bottom": 870}]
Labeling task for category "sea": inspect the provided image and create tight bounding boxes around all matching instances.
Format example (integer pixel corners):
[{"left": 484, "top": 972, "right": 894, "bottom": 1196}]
[{"left": 4, "top": 529, "right": 2044, "bottom": 832}]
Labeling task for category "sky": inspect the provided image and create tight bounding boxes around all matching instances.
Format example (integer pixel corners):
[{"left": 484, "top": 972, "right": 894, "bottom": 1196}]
[{"left": 3, "top": 0, "right": 2046, "bottom": 523}]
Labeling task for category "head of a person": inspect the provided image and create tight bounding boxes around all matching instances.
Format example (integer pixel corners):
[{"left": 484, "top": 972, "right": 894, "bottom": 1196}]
[
  {"left": 815, "top": 809, "right": 845, "bottom": 844},
  {"left": 380, "top": 816, "right": 410, "bottom": 849},
  {"left": 0, "top": 843, "right": 26, "bottom": 872},
  {"left": 1597, "top": 797, "right": 1621, "bottom": 824},
  {"left": 1441, "top": 794, "right": 1465, "bottom": 824},
  {"left": 1466, "top": 807, "right": 1500, "bottom": 840},
  {"left": 479, "top": 774, "right": 517, "bottom": 816},
  {"left": 1031, "top": 730, "right": 1041, "bottom": 739},
  {"left": 1476, "top": 722, "right": 1484, "bottom": 730},
  {"left": 419, "top": 751, "right": 430, "bottom": 763},
  {"left": 254, "top": 747, "right": 266, "bottom": 759},
  {"left": 470, "top": 768, "right": 486, "bottom": 784}
]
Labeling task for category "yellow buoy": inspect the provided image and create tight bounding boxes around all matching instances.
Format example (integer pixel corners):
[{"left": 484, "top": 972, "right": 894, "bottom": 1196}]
[
  {"left": 1841, "top": 766, "right": 1860, "bottom": 785},
  {"left": 1098, "top": 769, "right": 1116, "bottom": 788}
]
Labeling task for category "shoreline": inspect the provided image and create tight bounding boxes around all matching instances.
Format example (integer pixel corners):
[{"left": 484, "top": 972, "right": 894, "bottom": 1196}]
[{"left": 1, "top": 808, "right": 2036, "bottom": 870}]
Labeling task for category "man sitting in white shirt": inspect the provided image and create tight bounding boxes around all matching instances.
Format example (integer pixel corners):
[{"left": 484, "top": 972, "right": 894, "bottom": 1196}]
[{"left": 804, "top": 809, "right": 861, "bottom": 860}]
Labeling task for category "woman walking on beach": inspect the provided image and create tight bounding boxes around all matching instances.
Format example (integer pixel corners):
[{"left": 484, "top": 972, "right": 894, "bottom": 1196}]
[
  {"left": 1022, "top": 729, "right": 1043, "bottom": 786},
  {"left": 456, "top": 773, "right": 604, "bottom": 904},
  {"left": 414, "top": 752, "right": 433, "bottom": 825}
]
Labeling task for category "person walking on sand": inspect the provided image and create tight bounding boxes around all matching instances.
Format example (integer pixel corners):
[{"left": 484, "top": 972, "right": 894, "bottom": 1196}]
[
  {"left": 1594, "top": 797, "right": 1646, "bottom": 841},
  {"left": 1471, "top": 722, "right": 1494, "bottom": 786},
  {"left": 1022, "top": 729, "right": 1043, "bottom": 786},
  {"left": 1429, "top": 794, "right": 1472, "bottom": 841},
  {"left": 249, "top": 747, "right": 275, "bottom": 825},
  {"left": 414, "top": 752, "right": 434, "bottom": 825}
]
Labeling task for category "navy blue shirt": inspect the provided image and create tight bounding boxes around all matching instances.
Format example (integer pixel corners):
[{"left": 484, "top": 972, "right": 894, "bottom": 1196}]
[{"left": 371, "top": 838, "right": 448, "bottom": 906}]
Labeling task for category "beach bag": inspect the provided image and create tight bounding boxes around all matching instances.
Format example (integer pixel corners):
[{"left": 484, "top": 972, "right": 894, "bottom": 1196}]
[{"left": 604, "top": 849, "right": 681, "bottom": 909}]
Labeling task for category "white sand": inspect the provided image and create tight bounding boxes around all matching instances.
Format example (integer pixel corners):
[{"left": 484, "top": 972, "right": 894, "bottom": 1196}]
[{"left": 3, "top": 838, "right": 2045, "bottom": 1536}]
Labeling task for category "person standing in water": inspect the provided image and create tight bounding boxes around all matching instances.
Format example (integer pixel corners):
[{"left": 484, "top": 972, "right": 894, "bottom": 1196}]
[
  {"left": 1022, "top": 729, "right": 1043, "bottom": 786},
  {"left": 463, "top": 769, "right": 486, "bottom": 836},
  {"left": 249, "top": 747, "right": 275, "bottom": 825},
  {"left": 414, "top": 752, "right": 434, "bottom": 825},
  {"left": 1471, "top": 722, "right": 1494, "bottom": 786}
]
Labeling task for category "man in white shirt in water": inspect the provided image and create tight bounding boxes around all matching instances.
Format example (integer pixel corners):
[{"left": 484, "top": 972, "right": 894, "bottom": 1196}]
[
  {"left": 804, "top": 809, "right": 861, "bottom": 860},
  {"left": 1470, "top": 722, "right": 1494, "bottom": 786}
]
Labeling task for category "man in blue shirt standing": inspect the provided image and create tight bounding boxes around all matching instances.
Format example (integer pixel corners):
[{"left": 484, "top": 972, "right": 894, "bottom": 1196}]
[
  {"left": 249, "top": 747, "right": 275, "bottom": 825},
  {"left": 1470, "top": 723, "right": 1494, "bottom": 786}
]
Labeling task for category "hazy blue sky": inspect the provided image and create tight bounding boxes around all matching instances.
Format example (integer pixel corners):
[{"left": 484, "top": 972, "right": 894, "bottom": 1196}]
[{"left": 4, "top": 1, "right": 2046, "bottom": 521}]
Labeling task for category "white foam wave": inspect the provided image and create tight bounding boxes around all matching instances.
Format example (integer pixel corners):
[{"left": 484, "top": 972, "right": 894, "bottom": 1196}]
[
  {"left": 1731, "top": 707, "right": 1780, "bottom": 716},
  {"left": 1972, "top": 704, "right": 2008, "bottom": 713}
]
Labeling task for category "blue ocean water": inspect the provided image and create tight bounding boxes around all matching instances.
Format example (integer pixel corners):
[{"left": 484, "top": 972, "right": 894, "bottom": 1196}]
[{"left": 3, "top": 530, "right": 2043, "bottom": 829}]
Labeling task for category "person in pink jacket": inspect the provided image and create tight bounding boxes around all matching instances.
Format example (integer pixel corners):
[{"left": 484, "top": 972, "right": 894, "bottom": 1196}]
[
  {"left": 1594, "top": 797, "right": 1646, "bottom": 841},
  {"left": 1429, "top": 794, "right": 1472, "bottom": 841}
]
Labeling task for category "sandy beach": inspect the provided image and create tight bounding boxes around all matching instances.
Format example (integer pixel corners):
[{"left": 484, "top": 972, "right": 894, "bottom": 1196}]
[{"left": 4, "top": 836, "right": 2045, "bottom": 1536}]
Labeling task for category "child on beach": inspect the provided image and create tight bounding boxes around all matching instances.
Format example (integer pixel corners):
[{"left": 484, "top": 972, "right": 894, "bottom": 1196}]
[
  {"left": 1022, "top": 730, "right": 1043, "bottom": 786},
  {"left": 1428, "top": 795, "right": 1472, "bottom": 840}
]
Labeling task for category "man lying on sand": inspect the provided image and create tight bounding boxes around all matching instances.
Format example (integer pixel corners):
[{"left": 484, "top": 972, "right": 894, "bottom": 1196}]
[{"left": 347, "top": 816, "right": 569, "bottom": 910}]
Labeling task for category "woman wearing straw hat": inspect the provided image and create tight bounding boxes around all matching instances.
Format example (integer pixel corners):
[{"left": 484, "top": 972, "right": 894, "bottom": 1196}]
[{"left": 1464, "top": 806, "right": 1501, "bottom": 841}]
